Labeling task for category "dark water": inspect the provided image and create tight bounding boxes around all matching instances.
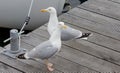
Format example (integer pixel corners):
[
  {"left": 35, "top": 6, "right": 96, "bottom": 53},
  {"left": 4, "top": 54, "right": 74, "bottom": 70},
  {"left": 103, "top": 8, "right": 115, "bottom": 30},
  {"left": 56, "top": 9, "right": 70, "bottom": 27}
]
[{"left": 0, "top": 28, "right": 10, "bottom": 47}]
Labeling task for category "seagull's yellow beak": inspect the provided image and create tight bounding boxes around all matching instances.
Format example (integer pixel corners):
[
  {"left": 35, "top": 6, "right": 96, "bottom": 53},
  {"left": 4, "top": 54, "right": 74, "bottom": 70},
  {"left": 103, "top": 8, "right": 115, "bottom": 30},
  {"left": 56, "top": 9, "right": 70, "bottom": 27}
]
[
  {"left": 61, "top": 25, "right": 67, "bottom": 29},
  {"left": 40, "top": 9, "right": 48, "bottom": 12}
]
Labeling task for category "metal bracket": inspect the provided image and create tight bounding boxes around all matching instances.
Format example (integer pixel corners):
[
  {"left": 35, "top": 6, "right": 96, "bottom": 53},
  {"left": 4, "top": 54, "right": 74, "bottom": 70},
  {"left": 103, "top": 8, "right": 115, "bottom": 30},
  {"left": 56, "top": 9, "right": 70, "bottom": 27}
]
[{"left": 1, "top": 29, "right": 26, "bottom": 58}]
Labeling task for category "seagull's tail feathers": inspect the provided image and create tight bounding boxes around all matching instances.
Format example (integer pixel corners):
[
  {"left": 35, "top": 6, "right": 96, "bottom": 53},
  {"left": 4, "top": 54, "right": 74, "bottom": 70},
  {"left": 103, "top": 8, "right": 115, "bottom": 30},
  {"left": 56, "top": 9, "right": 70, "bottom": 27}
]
[{"left": 76, "top": 33, "right": 93, "bottom": 40}]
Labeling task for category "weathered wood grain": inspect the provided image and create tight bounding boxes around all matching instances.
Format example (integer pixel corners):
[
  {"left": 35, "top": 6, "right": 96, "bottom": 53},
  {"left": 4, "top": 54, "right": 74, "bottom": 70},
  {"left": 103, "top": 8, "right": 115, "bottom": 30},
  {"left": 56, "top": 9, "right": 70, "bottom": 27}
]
[
  {"left": 79, "top": 0, "right": 120, "bottom": 21},
  {"left": 59, "top": 13, "right": 120, "bottom": 41},
  {"left": 95, "top": 0, "right": 120, "bottom": 4},
  {"left": 22, "top": 27, "right": 120, "bottom": 72},
  {"left": 107, "top": 0, "right": 120, "bottom": 4},
  {"left": 22, "top": 33, "right": 98, "bottom": 72},
  {"left": 20, "top": 41, "right": 97, "bottom": 73},
  {"left": 4, "top": 33, "right": 97, "bottom": 72},
  {"left": 0, "top": 47, "right": 48, "bottom": 72},
  {"left": 58, "top": 13, "right": 120, "bottom": 53},
  {"left": 68, "top": 7, "right": 120, "bottom": 35},
  {"left": 0, "top": 62, "right": 22, "bottom": 73},
  {"left": 33, "top": 25, "right": 120, "bottom": 66},
  {"left": 4, "top": 43, "right": 61, "bottom": 73}
]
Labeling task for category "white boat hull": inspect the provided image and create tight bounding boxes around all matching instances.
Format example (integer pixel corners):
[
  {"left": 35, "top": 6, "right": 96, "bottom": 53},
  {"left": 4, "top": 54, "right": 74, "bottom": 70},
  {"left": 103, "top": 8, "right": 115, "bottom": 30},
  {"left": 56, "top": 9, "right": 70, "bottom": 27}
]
[{"left": 0, "top": 0, "right": 65, "bottom": 30}]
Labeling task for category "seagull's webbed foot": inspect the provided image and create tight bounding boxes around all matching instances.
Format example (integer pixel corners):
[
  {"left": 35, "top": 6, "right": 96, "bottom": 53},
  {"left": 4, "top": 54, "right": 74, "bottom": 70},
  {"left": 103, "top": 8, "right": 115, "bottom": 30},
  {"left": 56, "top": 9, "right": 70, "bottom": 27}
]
[
  {"left": 47, "top": 63, "right": 54, "bottom": 71},
  {"left": 44, "top": 59, "right": 54, "bottom": 71}
]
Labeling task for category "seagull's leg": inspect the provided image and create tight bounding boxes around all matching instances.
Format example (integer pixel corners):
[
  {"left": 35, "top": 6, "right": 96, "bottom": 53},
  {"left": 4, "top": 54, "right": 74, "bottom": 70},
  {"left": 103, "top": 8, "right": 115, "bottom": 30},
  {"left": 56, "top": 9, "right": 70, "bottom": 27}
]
[{"left": 44, "top": 59, "right": 54, "bottom": 71}]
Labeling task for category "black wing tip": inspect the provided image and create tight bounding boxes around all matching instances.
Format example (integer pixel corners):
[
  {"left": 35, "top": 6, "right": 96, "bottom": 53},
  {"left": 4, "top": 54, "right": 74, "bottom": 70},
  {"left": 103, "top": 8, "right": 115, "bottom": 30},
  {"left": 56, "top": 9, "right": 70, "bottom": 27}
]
[
  {"left": 76, "top": 33, "right": 93, "bottom": 39},
  {"left": 16, "top": 53, "right": 26, "bottom": 59}
]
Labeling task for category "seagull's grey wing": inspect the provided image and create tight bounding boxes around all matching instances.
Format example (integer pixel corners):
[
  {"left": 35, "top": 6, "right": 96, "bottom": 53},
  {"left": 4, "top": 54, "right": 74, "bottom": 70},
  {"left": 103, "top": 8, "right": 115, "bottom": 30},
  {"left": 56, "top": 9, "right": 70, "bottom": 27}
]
[
  {"left": 26, "top": 41, "right": 58, "bottom": 59},
  {"left": 61, "top": 26, "right": 82, "bottom": 41}
]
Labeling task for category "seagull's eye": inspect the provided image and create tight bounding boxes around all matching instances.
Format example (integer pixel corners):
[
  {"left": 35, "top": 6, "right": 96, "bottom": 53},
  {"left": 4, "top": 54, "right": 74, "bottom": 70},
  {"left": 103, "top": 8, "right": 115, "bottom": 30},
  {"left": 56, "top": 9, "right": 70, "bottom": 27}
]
[{"left": 49, "top": 9, "right": 51, "bottom": 11}]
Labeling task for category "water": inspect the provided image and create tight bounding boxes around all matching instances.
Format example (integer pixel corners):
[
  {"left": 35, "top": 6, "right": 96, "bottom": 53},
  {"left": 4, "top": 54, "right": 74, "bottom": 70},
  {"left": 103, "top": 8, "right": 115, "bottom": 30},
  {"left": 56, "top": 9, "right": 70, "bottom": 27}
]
[
  {"left": 0, "top": 28, "right": 10, "bottom": 47},
  {"left": 0, "top": 0, "right": 87, "bottom": 47}
]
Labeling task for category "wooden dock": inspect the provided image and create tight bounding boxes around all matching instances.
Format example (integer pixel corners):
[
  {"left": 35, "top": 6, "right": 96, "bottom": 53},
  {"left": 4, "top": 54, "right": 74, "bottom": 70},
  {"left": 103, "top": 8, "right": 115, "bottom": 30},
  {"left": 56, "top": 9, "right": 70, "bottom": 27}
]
[{"left": 0, "top": 0, "right": 120, "bottom": 72}]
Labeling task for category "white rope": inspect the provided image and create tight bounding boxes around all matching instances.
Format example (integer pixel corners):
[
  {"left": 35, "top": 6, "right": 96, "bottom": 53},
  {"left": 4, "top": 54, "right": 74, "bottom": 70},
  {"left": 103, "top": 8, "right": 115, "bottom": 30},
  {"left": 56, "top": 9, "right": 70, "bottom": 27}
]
[
  {"left": 19, "top": 0, "right": 34, "bottom": 33},
  {"left": 4, "top": 37, "right": 11, "bottom": 43},
  {"left": 28, "top": 0, "right": 34, "bottom": 17},
  {"left": 19, "top": 0, "right": 34, "bottom": 49},
  {"left": 19, "top": 22, "right": 27, "bottom": 34}
]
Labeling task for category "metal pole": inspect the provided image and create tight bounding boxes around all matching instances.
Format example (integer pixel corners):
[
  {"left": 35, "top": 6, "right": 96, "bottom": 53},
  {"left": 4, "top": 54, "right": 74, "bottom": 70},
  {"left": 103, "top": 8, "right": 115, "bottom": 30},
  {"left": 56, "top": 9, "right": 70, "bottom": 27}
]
[
  {"left": 10, "top": 29, "right": 20, "bottom": 54},
  {"left": 1, "top": 29, "right": 26, "bottom": 58}
]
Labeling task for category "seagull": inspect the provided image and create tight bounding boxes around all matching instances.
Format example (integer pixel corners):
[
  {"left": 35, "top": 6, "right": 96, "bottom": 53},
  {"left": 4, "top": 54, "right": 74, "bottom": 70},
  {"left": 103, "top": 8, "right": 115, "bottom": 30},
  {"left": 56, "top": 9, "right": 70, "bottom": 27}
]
[
  {"left": 59, "top": 22, "right": 92, "bottom": 40},
  {"left": 16, "top": 22, "right": 66, "bottom": 71},
  {"left": 40, "top": 7, "right": 92, "bottom": 41},
  {"left": 41, "top": 7, "right": 59, "bottom": 35}
]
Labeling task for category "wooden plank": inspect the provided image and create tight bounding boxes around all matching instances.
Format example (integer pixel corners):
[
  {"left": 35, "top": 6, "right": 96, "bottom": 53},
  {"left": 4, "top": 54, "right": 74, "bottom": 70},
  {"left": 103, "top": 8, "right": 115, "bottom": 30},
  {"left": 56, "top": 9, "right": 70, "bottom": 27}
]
[
  {"left": 58, "top": 13, "right": 120, "bottom": 53},
  {"left": 20, "top": 41, "right": 97, "bottom": 72},
  {"left": 108, "top": 0, "right": 120, "bottom": 4},
  {"left": 0, "top": 48, "right": 55, "bottom": 73},
  {"left": 33, "top": 25, "right": 120, "bottom": 66},
  {"left": 0, "top": 55, "right": 45, "bottom": 73},
  {"left": 68, "top": 7, "right": 120, "bottom": 34},
  {"left": 0, "top": 62, "right": 22, "bottom": 73},
  {"left": 58, "top": 44, "right": 120, "bottom": 72},
  {"left": 3, "top": 33, "right": 97, "bottom": 72},
  {"left": 79, "top": 0, "right": 120, "bottom": 21},
  {"left": 60, "top": 12, "right": 120, "bottom": 41},
  {"left": 26, "top": 32, "right": 120, "bottom": 72},
  {"left": 94, "top": 0, "right": 120, "bottom": 4},
  {"left": 24, "top": 28, "right": 120, "bottom": 72},
  {"left": 21, "top": 33, "right": 98, "bottom": 72},
  {"left": 4, "top": 43, "right": 61, "bottom": 73}
]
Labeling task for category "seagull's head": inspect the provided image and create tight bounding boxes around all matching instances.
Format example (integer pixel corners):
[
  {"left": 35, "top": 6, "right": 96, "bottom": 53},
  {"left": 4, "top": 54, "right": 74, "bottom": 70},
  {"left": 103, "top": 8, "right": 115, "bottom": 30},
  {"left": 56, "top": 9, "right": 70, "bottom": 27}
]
[
  {"left": 59, "top": 22, "right": 67, "bottom": 29},
  {"left": 40, "top": 7, "right": 57, "bottom": 14}
]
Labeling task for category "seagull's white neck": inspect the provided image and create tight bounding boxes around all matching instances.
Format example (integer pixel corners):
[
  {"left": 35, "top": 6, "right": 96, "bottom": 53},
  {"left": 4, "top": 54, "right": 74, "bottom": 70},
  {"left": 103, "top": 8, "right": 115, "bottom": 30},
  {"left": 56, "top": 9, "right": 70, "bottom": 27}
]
[
  {"left": 48, "top": 13, "right": 59, "bottom": 35},
  {"left": 49, "top": 13, "right": 58, "bottom": 24},
  {"left": 49, "top": 26, "right": 61, "bottom": 48},
  {"left": 49, "top": 27, "right": 61, "bottom": 41}
]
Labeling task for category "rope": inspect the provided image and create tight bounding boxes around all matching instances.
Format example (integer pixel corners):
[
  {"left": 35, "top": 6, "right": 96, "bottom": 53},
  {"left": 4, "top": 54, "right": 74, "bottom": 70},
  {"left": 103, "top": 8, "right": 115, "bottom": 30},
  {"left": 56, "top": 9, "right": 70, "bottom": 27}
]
[
  {"left": 19, "top": 0, "right": 34, "bottom": 49},
  {"left": 19, "top": 0, "right": 34, "bottom": 33},
  {"left": 28, "top": 0, "right": 34, "bottom": 17}
]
